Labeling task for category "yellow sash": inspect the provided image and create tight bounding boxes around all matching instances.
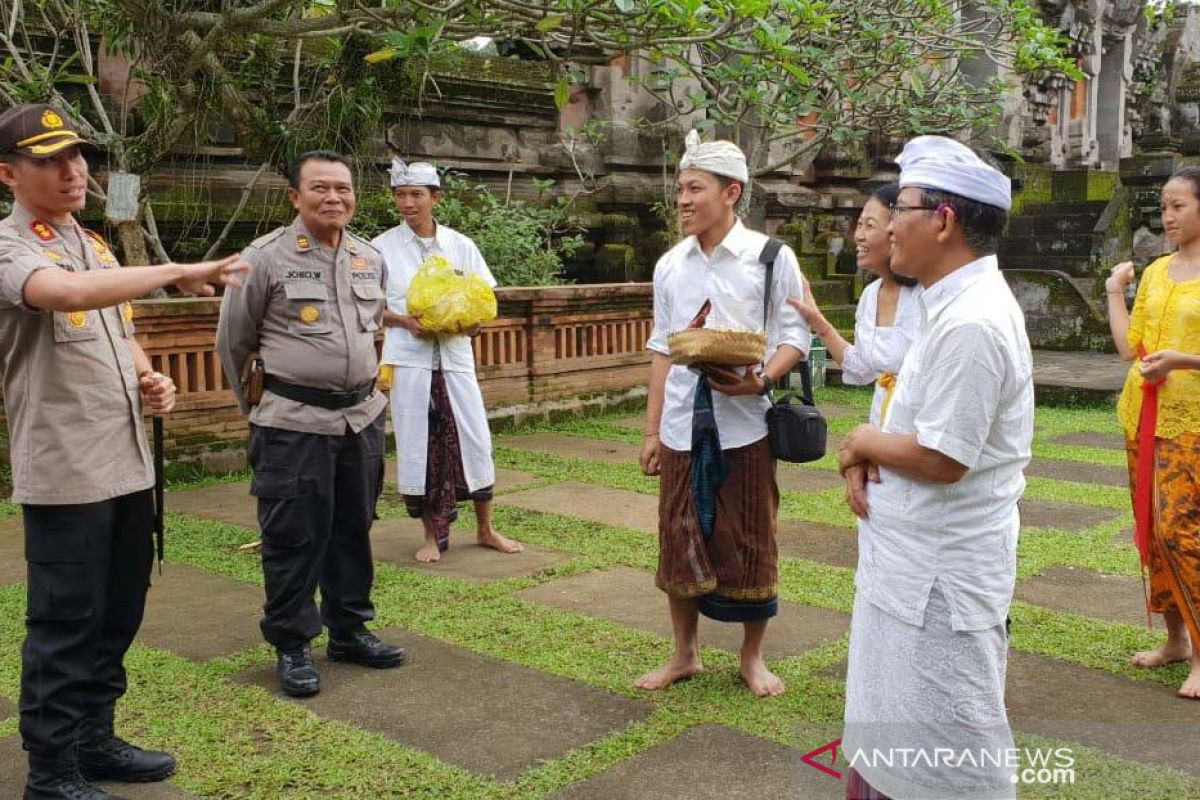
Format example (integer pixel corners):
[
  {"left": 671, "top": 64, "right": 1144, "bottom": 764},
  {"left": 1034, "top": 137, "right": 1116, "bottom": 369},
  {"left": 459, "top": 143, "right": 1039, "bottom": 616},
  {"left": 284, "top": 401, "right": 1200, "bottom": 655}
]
[{"left": 878, "top": 372, "right": 897, "bottom": 427}]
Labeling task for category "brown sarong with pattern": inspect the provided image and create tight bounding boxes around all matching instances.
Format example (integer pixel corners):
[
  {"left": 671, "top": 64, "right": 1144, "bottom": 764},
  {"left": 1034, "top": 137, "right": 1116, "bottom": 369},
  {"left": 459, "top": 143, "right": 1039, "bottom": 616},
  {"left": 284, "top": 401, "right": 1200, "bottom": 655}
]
[
  {"left": 1125, "top": 431, "right": 1200, "bottom": 632},
  {"left": 656, "top": 438, "right": 778, "bottom": 603}
]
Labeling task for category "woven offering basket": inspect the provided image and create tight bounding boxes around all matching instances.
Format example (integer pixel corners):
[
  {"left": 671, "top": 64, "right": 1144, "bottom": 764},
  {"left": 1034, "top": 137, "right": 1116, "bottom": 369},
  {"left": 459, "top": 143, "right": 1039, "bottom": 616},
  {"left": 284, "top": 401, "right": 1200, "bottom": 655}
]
[{"left": 668, "top": 328, "right": 767, "bottom": 366}]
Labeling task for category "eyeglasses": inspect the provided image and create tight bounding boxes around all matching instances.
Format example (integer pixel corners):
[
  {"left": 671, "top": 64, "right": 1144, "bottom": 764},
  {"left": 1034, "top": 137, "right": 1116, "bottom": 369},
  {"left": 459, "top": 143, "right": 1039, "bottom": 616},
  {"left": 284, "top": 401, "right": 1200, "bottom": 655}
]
[{"left": 890, "top": 204, "right": 942, "bottom": 219}]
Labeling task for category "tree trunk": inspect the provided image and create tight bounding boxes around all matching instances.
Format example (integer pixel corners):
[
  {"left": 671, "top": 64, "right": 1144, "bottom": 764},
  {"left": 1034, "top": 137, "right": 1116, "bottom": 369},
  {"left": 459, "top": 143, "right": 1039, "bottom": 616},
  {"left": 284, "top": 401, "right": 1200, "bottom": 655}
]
[{"left": 115, "top": 219, "right": 150, "bottom": 266}]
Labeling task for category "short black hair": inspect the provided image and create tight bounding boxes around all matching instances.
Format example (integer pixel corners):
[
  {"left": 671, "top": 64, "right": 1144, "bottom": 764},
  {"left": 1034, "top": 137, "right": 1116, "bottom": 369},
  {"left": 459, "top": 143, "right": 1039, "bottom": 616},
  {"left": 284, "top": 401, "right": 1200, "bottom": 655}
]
[
  {"left": 918, "top": 187, "right": 1007, "bottom": 256},
  {"left": 288, "top": 150, "right": 353, "bottom": 190},
  {"left": 870, "top": 182, "right": 901, "bottom": 208},
  {"left": 1169, "top": 166, "right": 1200, "bottom": 203}
]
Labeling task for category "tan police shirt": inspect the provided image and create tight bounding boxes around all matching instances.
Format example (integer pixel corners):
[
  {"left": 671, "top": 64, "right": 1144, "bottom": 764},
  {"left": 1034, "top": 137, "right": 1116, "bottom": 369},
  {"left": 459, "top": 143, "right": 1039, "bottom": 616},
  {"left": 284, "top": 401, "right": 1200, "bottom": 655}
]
[
  {"left": 217, "top": 217, "right": 388, "bottom": 436},
  {"left": 0, "top": 203, "right": 153, "bottom": 505}
]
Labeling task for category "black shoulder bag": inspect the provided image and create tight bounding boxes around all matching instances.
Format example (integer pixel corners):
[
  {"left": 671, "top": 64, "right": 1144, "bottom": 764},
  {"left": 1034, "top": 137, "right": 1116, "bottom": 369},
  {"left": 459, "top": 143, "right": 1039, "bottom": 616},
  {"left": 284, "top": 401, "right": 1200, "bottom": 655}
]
[{"left": 760, "top": 238, "right": 827, "bottom": 463}]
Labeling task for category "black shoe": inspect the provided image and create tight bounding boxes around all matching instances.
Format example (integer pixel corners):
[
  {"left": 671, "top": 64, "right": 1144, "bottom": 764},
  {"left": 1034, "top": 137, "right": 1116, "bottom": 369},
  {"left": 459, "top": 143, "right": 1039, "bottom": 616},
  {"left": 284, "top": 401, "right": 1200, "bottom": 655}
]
[
  {"left": 276, "top": 644, "right": 321, "bottom": 697},
  {"left": 25, "top": 747, "right": 125, "bottom": 799},
  {"left": 78, "top": 707, "right": 175, "bottom": 784},
  {"left": 327, "top": 628, "right": 407, "bottom": 669}
]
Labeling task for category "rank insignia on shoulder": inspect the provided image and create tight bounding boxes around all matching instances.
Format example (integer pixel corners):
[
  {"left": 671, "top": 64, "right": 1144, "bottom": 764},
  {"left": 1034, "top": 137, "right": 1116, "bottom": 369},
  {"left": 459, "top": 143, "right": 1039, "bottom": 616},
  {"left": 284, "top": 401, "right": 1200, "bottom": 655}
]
[
  {"left": 345, "top": 238, "right": 358, "bottom": 255},
  {"left": 123, "top": 303, "right": 134, "bottom": 322},
  {"left": 84, "top": 229, "right": 112, "bottom": 252},
  {"left": 299, "top": 305, "right": 321, "bottom": 324},
  {"left": 296, "top": 235, "right": 312, "bottom": 251},
  {"left": 31, "top": 221, "right": 55, "bottom": 241},
  {"left": 66, "top": 310, "right": 88, "bottom": 328}
]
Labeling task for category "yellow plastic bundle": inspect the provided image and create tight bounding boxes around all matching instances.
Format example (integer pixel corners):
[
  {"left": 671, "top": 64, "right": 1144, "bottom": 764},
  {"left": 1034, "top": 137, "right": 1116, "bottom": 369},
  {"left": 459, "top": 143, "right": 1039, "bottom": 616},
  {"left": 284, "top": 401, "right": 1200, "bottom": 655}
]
[{"left": 406, "top": 255, "right": 498, "bottom": 333}]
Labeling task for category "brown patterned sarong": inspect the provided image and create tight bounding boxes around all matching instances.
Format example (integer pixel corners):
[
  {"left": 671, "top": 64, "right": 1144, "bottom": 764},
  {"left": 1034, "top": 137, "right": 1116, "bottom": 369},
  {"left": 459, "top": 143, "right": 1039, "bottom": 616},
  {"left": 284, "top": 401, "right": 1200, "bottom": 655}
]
[
  {"left": 402, "top": 370, "right": 493, "bottom": 551},
  {"left": 656, "top": 439, "right": 778, "bottom": 616},
  {"left": 1125, "top": 432, "right": 1200, "bottom": 630}
]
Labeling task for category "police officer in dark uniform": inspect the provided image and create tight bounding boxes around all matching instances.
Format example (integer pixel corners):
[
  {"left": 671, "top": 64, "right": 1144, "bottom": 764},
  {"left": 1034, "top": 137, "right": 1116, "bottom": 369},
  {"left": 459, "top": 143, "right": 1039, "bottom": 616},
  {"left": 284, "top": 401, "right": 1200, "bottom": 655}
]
[
  {"left": 0, "top": 104, "right": 250, "bottom": 800},
  {"left": 217, "top": 150, "right": 405, "bottom": 698}
]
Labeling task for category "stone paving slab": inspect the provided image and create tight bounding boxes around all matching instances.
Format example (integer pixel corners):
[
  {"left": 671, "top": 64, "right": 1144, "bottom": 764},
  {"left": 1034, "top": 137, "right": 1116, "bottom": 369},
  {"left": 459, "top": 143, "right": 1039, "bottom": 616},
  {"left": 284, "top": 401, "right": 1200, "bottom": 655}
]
[
  {"left": 516, "top": 566, "right": 849, "bottom": 661},
  {"left": 1048, "top": 431, "right": 1126, "bottom": 451},
  {"left": 777, "top": 520, "right": 858, "bottom": 569},
  {"left": 1032, "top": 350, "right": 1127, "bottom": 392},
  {"left": 1015, "top": 567, "right": 1148, "bottom": 627},
  {"left": 1026, "top": 458, "right": 1127, "bottom": 488},
  {"left": 234, "top": 627, "right": 653, "bottom": 781},
  {"left": 139, "top": 564, "right": 264, "bottom": 661},
  {"left": 499, "top": 432, "right": 641, "bottom": 465},
  {"left": 0, "top": 736, "right": 196, "bottom": 798},
  {"left": 554, "top": 723, "right": 841, "bottom": 800},
  {"left": 824, "top": 652, "right": 1200, "bottom": 777},
  {"left": 370, "top": 516, "right": 575, "bottom": 581},
  {"left": 1007, "top": 651, "right": 1200, "bottom": 776},
  {"left": 777, "top": 463, "right": 845, "bottom": 494},
  {"left": 166, "top": 481, "right": 258, "bottom": 530},
  {"left": 499, "top": 483, "right": 659, "bottom": 534},
  {"left": 1018, "top": 499, "right": 1122, "bottom": 532},
  {"left": 0, "top": 516, "right": 25, "bottom": 585},
  {"left": 384, "top": 461, "right": 538, "bottom": 494}
]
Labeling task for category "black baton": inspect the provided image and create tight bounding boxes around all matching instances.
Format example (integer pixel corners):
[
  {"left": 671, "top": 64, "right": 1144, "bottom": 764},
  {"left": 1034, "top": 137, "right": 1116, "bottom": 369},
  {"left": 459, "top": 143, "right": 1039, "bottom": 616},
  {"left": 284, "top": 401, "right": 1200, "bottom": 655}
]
[{"left": 153, "top": 415, "right": 165, "bottom": 574}]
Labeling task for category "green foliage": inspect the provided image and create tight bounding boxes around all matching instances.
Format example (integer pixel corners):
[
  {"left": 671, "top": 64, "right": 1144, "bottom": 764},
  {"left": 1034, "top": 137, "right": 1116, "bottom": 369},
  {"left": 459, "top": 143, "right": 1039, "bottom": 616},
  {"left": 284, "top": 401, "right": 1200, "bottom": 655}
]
[{"left": 355, "top": 173, "right": 582, "bottom": 287}]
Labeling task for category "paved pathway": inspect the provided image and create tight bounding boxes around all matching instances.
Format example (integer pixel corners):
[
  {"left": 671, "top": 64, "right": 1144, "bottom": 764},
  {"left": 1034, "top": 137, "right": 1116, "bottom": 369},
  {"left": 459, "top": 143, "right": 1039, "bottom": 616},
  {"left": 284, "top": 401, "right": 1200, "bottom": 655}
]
[{"left": 0, "top": 420, "right": 1187, "bottom": 798}]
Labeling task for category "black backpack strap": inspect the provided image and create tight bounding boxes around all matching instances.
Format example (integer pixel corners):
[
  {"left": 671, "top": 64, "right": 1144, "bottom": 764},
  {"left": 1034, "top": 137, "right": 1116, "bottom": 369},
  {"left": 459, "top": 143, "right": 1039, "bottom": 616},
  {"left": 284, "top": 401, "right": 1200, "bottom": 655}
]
[
  {"left": 758, "top": 237, "right": 785, "bottom": 327},
  {"left": 758, "top": 236, "right": 814, "bottom": 405}
]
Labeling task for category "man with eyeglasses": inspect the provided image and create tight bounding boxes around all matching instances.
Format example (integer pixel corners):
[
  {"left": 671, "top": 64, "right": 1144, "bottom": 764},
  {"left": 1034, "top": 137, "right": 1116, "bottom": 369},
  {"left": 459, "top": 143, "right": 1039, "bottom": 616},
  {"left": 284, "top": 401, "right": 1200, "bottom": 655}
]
[{"left": 836, "top": 136, "right": 1033, "bottom": 800}]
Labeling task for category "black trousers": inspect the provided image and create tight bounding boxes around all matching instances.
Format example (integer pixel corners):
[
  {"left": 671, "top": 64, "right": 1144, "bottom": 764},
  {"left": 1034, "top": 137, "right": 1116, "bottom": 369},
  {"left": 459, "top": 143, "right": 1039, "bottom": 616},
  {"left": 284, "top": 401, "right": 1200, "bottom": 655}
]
[
  {"left": 249, "top": 413, "right": 385, "bottom": 650},
  {"left": 19, "top": 490, "right": 154, "bottom": 756}
]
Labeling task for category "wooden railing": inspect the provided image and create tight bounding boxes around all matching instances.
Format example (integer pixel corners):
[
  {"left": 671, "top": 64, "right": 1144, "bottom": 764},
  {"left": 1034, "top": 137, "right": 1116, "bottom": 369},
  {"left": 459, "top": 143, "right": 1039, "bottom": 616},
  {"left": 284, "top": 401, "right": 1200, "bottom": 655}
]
[{"left": 112, "top": 284, "right": 655, "bottom": 456}]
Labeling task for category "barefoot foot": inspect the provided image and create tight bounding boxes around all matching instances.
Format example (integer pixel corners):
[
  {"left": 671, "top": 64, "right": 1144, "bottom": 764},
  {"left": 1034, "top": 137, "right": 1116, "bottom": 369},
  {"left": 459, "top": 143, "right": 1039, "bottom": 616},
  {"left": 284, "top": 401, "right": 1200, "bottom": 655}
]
[
  {"left": 1131, "top": 642, "right": 1192, "bottom": 669},
  {"left": 415, "top": 541, "right": 442, "bottom": 563},
  {"left": 1179, "top": 666, "right": 1200, "bottom": 699},
  {"left": 634, "top": 656, "right": 704, "bottom": 691},
  {"left": 477, "top": 527, "right": 524, "bottom": 554},
  {"left": 740, "top": 656, "right": 785, "bottom": 698}
]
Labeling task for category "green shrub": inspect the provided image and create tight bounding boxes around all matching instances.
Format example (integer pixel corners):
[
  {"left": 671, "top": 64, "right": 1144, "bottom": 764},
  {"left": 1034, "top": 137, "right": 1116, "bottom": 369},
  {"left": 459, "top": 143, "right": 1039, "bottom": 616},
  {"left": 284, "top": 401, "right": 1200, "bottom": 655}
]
[{"left": 355, "top": 172, "right": 583, "bottom": 286}]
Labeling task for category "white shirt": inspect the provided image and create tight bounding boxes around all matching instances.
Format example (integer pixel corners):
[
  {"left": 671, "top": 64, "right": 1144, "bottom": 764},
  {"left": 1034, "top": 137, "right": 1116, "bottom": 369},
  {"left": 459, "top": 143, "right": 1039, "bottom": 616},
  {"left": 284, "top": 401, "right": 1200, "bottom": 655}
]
[
  {"left": 373, "top": 223, "right": 497, "bottom": 373},
  {"left": 646, "top": 219, "right": 810, "bottom": 452},
  {"left": 839, "top": 279, "right": 921, "bottom": 426},
  {"left": 857, "top": 255, "right": 1034, "bottom": 632}
]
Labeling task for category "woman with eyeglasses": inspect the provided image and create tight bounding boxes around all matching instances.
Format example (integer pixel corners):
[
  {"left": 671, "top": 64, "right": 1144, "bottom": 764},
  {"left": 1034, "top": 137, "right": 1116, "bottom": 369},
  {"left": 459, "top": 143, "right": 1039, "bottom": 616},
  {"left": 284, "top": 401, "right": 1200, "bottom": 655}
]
[{"left": 786, "top": 183, "right": 920, "bottom": 427}]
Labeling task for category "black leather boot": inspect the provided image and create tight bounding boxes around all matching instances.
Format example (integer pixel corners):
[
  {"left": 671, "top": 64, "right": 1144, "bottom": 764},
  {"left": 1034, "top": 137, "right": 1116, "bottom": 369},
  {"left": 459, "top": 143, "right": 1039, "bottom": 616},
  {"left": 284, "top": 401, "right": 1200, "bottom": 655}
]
[
  {"left": 327, "top": 628, "right": 407, "bottom": 669},
  {"left": 77, "top": 706, "right": 175, "bottom": 784},
  {"left": 277, "top": 644, "right": 321, "bottom": 697},
  {"left": 25, "top": 745, "right": 124, "bottom": 800}
]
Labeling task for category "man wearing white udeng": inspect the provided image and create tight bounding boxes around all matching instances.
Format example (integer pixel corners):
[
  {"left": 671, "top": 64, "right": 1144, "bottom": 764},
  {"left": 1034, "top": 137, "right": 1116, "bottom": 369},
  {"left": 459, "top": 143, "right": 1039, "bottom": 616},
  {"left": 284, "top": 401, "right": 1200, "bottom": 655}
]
[
  {"left": 836, "top": 136, "right": 1033, "bottom": 800},
  {"left": 373, "top": 159, "right": 523, "bottom": 563}
]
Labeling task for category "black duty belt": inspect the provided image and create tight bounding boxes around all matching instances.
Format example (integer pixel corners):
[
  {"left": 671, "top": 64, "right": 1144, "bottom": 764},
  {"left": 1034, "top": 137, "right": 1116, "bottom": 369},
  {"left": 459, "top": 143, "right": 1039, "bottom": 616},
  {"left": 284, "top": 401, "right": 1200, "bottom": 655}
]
[{"left": 265, "top": 376, "right": 375, "bottom": 410}]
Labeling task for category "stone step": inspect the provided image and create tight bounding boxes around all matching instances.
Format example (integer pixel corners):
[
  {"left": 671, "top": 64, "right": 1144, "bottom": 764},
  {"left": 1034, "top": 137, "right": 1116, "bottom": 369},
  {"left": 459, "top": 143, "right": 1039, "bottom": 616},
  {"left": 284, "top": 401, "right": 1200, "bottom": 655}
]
[
  {"left": 808, "top": 279, "right": 855, "bottom": 305},
  {"left": 998, "top": 233, "right": 1096, "bottom": 259},
  {"left": 1006, "top": 215, "right": 1101, "bottom": 237},
  {"left": 999, "top": 254, "right": 1092, "bottom": 275},
  {"left": 1018, "top": 200, "right": 1110, "bottom": 216}
]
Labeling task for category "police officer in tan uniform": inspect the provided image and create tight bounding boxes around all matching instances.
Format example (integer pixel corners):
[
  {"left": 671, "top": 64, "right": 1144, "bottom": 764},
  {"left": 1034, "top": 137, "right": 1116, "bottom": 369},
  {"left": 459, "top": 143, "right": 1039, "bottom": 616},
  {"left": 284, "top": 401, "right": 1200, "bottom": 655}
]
[
  {"left": 217, "top": 150, "right": 405, "bottom": 699},
  {"left": 0, "top": 104, "right": 249, "bottom": 800}
]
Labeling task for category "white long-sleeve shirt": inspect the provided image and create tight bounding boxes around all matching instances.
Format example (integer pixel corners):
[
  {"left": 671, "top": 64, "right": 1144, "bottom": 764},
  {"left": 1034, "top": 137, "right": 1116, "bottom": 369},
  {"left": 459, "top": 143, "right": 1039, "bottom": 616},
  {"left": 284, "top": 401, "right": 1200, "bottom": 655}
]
[{"left": 646, "top": 220, "right": 810, "bottom": 452}]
